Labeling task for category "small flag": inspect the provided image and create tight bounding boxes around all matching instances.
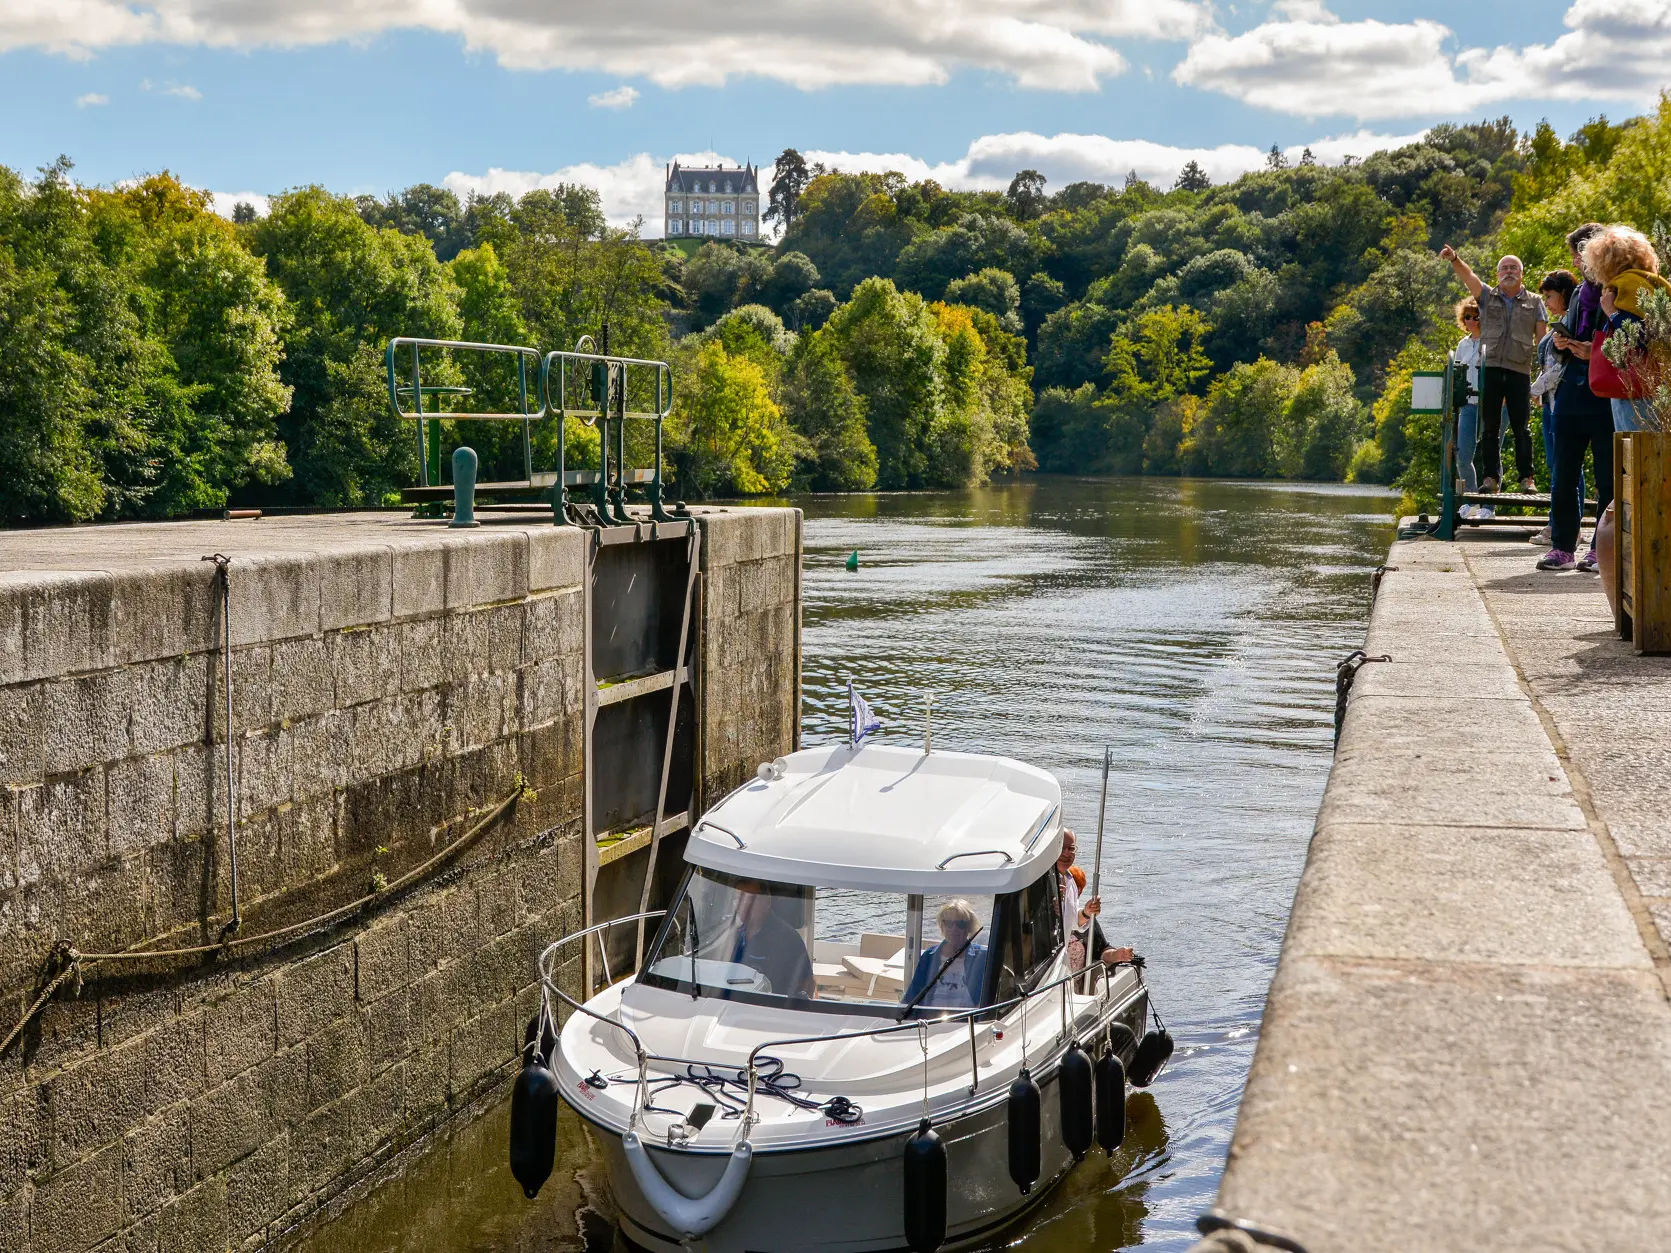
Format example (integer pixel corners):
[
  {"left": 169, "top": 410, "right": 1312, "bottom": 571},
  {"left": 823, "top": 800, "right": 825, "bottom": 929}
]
[{"left": 848, "top": 679, "right": 882, "bottom": 746}]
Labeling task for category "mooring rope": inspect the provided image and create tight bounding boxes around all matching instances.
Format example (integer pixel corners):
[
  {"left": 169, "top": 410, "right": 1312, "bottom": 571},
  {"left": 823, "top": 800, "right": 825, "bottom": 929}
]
[{"left": 0, "top": 782, "right": 529, "bottom": 1057}]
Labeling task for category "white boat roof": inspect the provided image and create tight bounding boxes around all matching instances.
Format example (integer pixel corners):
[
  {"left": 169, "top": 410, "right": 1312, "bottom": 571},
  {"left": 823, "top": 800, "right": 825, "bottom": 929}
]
[{"left": 686, "top": 743, "right": 1062, "bottom": 893}]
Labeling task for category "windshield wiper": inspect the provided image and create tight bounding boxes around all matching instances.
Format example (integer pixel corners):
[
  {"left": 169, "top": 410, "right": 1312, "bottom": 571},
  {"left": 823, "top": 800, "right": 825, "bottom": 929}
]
[{"left": 896, "top": 926, "right": 984, "bottom": 1020}]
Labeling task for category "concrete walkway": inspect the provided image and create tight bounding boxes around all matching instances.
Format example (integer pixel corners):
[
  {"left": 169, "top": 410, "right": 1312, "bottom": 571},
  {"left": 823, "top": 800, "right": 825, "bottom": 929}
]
[{"left": 1196, "top": 530, "right": 1671, "bottom": 1252}]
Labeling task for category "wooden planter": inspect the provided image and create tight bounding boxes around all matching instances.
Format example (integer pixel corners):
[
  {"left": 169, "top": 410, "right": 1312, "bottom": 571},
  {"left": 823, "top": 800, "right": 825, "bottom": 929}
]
[{"left": 1614, "top": 430, "right": 1671, "bottom": 653}]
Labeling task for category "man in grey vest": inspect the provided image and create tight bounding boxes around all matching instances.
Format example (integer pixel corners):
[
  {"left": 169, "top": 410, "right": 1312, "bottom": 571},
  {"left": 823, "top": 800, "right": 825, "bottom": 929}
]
[{"left": 1440, "top": 246, "right": 1547, "bottom": 493}]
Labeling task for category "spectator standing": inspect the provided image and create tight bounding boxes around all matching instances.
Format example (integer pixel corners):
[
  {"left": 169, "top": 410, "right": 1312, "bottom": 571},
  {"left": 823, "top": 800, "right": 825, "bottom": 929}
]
[
  {"left": 1440, "top": 246, "right": 1547, "bottom": 493},
  {"left": 1582, "top": 224, "right": 1671, "bottom": 432},
  {"left": 1528, "top": 270, "right": 1578, "bottom": 548},
  {"left": 1450, "top": 299, "right": 1492, "bottom": 520},
  {"left": 1539, "top": 265, "right": 1613, "bottom": 573}
]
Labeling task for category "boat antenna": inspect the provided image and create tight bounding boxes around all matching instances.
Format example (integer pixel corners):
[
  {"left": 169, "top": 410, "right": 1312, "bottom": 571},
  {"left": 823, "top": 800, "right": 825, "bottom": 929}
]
[
  {"left": 1084, "top": 746, "right": 1111, "bottom": 948},
  {"left": 923, "top": 691, "right": 934, "bottom": 755}
]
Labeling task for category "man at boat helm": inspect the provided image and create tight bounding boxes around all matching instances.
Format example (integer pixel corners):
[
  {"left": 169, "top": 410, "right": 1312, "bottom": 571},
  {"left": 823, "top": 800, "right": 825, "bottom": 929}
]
[
  {"left": 727, "top": 878, "right": 815, "bottom": 998},
  {"left": 1058, "top": 830, "right": 1133, "bottom": 968}
]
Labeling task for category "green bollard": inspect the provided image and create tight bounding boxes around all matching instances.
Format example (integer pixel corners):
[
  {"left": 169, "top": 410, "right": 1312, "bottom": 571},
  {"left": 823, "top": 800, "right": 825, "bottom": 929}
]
[
  {"left": 451, "top": 446, "right": 482, "bottom": 528},
  {"left": 845, "top": 550, "right": 859, "bottom": 572}
]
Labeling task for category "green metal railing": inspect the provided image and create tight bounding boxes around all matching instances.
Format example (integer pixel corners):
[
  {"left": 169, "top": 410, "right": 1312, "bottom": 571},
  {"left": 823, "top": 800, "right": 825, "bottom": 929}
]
[{"left": 384, "top": 338, "right": 544, "bottom": 489}]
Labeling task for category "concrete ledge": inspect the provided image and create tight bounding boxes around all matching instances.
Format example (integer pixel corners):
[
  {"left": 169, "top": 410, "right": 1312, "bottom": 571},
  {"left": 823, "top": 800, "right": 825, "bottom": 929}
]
[{"left": 1205, "top": 533, "right": 1671, "bottom": 1252}]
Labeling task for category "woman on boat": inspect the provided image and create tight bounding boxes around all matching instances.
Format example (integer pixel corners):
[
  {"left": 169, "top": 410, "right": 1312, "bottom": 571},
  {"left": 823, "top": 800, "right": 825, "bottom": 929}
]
[{"left": 903, "top": 899, "right": 988, "bottom": 1008}]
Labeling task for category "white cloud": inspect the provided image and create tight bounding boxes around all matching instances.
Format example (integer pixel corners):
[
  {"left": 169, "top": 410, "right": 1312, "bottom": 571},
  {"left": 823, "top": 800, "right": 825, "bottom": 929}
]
[
  {"left": 587, "top": 84, "right": 639, "bottom": 109},
  {"left": 162, "top": 84, "right": 202, "bottom": 99},
  {"left": 210, "top": 191, "right": 270, "bottom": 218},
  {"left": 448, "top": 129, "right": 1426, "bottom": 239},
  {"left": 0, "top": 0, "right": 1211, "bottom": 92},
  {"left": 1176, "top": 0, "right": 1671, "bottom": 119},
  {"left": 75, "top": 92, "right": 109, "bottom": 107}
]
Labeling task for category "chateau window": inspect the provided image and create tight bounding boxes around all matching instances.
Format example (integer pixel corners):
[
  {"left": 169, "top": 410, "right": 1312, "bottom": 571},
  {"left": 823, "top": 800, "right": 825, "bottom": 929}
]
[
  {"left": 743, "top": 200, "right": 755, "bottom": 214},
  {"left": 670, "top": 200, "right": 682, "bottom": 213},
  {"left": 722, "top": 200, "right": 735, "bottom": 215},
  {"left": 708, "top": 181, "right": 716, "bottom": 193},
  {"left": 669, "top": 220, "right": 682, "bottom": 235},
  {"left": 722, "top": 219, "right": 736, "bottom": 235},
  {"left": 708, "top": 199, "right": 718, "bottom": 214},
  {"left": 725, "top": 181, "right": 734, "bottom": 194},
  {"left": 742, "top": 220, "right": 756, "bottom": 235}
]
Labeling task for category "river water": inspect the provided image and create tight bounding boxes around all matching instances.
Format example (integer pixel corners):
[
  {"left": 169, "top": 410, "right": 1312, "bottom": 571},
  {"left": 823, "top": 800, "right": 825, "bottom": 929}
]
[{"left": 298, "top": 476, "right": 1396, "bottom": 1253}]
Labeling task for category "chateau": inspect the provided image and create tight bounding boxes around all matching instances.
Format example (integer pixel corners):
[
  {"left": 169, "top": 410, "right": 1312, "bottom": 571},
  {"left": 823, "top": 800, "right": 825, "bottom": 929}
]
[{"left": 664, "top": 162, "right": 760, "bottom": 240}]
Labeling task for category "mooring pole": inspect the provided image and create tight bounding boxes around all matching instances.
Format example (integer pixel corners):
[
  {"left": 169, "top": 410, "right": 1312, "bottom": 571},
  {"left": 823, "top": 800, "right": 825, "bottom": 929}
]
[{"left": 1083, "top": 746, "right": 1111, "bottom": 955}]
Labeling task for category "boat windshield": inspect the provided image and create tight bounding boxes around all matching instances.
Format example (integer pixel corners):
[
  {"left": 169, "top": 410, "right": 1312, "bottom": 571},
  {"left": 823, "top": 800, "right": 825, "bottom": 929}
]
[{"left": 640, "top": 868, "right": 998, "bottom": 1017}]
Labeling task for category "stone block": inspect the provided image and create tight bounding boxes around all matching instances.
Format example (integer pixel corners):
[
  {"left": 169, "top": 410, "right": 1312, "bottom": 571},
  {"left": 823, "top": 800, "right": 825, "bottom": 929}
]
[
  {"left": 286, "top": 1097, "right": 351, "bottom": 1206},
  {"left": 232, "top": 727, "right": 288, "bottom": 820},
  {"left": 122, "top": 1108, "right": 191, "bottom": 1221},
  {"left": 1318, "top": 746, "right": 1584, "bottom": 832},
  {"left": 32, "top": 1139, "right": 122, "bottom": 1253},
  {"left": 519, "top": 658, "right": 574, "bottom": 731},
  {"left": 318, "top": 545, "right": 393, "bottom": 633},
  {"left": 0, "top": 569, "right": 115, "bottom": 687},
  {"left": 153, "top": 1174, "right": 227, "bottom": 1253},
  {"left": 522, "top": 591, "right": 582, "bottom": 665},
  {"left": 389, "top": 541, "right": 446, "bottom": 620},
  {"left": 17, "top": 771, "right": 105, "bottom": 886},
  {"left": 395, "top": 618, "right": 444, "bottom": 694},
  {"left": 0, "top": 685, "right": 43, "bottom": 788},
  {"left": 734, "top": 555, "right": 797, "bottom": 615},
  {"left": 440, "top": 608, "right": 493, "bottom": 685},
  {"left": 277, "top": 797, "right": 336, "bottom": 885},
  {"left": 260, "top": 1046, "right": 309, "bottom": 1128},
  {"left": 222, "top": 1132, "right": 288, "bottom": 1241},
  {"left": 348, "top": 1060, "right": 407, "bottom": 1161},
  {"left": 442, "top": 532, "right": 527, "bottom": 610},
  {"left": 106, "top": 752, "right": 175, "bottom": 858},
  {"left": 408, "top": 888, "right": 477, "bottom": 976},
  {"left": 129, "top": 656, "right": 211, "bottom": 759},
  {"left": 41, "top": 669, "right": 133, "bottom": 777},
  {"left": 144, "top": 1013, "right": 207, "bottom": 1110},
  {"left": 0, "top": 1090, "right": 45, "bottom": 1199},
  {"left": 266, "top": 636, "right": 332, "bottom": 727},
  {"left": 108, "top": 562, "right": 218, "bottom": 667},
  {"left": 226, "top": 554, "right": 319, "bottom": 647},
  {"left": 171, "top": 741, "right": 222, "bottom": 842},
  {"left": 305, "top": 1016, "right": 369, "bottom": 1111},
  {"left": 354, "top": 920, "right": 408, "bottom": 1004},
  {"left": 526, "top": 528, "right": 585, "bottom": 593},
  {"left": 329, "top": 624, "right": 401, "bottom": 710},
  {"left": 275, "top": 946, "right": 355, "bottom": 1047},
  {"left": 403, "top": 1039, "right": 449, "bottom": 1119},
  {"left": 206, "top": 644, "right": 272, "bottom": 741},
  {"left": 362, "top": 989, "right": 413, "bottom": 1072},
  {"left": 447, "top": 998, "right": 517, "bottom": 1098},
  {"left": 444, "top": 672, "right": 518, "bottom": 753},
  {"left": 281, "top": 712, "right": 343, "bottom": 804},
  {"left": 476, "top": 872, "right": 517, "bottom": 943}
]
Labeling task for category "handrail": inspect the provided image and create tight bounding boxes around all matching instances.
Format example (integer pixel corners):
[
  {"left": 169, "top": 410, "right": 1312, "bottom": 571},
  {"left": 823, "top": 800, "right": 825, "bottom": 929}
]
[
  {"left": 696, "top": 820, "right": 746, "bottom": 848},
  {"left": 1022, "top": 803, "right": 1061, "bottom": 855},
  {"left": 384, "top": 337, "right": 545, "bottom": 491},
  {"left": 540, "top": 342, "right": 676, "bottom": 524},
  {"left": 935, "top": 849, "right": 1014, "bottom": 870}
]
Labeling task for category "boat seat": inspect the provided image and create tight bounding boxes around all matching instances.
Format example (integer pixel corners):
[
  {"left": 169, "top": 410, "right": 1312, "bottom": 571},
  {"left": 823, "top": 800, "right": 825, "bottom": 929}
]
[{"left": 859, "top": 933, "right": 906, "bottom": 963}]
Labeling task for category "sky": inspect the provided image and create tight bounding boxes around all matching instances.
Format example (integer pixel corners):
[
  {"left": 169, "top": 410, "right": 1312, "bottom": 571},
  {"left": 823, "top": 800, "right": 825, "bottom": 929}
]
[{"left": 3, "top": 0, "right": 1670, "bottom": 235}]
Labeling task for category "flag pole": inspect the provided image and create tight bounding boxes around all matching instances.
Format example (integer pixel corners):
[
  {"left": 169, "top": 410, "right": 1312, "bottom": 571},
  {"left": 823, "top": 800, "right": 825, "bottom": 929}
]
[{"left": 1084, "top": 745, "right": 1111, "bottom": 947}]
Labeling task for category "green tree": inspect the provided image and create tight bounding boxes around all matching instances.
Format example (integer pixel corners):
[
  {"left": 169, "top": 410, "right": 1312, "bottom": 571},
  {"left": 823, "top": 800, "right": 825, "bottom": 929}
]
[
  {"left": 1174, "top": 161, "right": 1211, "bottom": 192},
  {"left": 1104, "top": 305, "right": 1212, "bottom": 406},
  {"left": 767, "top": 149, "right": 811, "bottom": 233},
  {"left": 250, "top": 186, "right": 461, "bottom": 505},
  {"left": 1006, "top": 170, "right": 1048, "bottom": 221},
  {"left": 1185, "top": 357, "right": 1298, "bottom": 477},
  {"left": 944, "top": 268, "right": 1022, "bottom": 333},
  {"left": 781, "top": 331, "right": 876, "bottom": 490},
  {"left": 669, "top": 341, "right": 798, "bottom": 496}
]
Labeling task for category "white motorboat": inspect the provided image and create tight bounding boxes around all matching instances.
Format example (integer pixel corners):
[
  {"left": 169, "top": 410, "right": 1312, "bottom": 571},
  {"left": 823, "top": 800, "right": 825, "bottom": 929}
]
[{"left": 513, "top": 741, "right": 1173, "bottom": 1253}]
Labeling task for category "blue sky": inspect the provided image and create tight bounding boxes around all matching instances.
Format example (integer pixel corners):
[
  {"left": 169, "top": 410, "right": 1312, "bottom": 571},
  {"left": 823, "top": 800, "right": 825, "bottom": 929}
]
[{"left": 2, "top": 0, "right": 1666, "bottom": 231}]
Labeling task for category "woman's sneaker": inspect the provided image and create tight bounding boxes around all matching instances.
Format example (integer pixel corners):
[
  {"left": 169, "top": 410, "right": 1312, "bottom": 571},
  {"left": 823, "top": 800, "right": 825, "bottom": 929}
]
[
  {"left": 1528, "top": 525, "right": 1552, "bottom": 545},
  {"left": 1537, "top": 549, "right": 1577, "bottom": 571},
  {"left": 1577, "top": 546, "right": 1599, "bottom": 572}
]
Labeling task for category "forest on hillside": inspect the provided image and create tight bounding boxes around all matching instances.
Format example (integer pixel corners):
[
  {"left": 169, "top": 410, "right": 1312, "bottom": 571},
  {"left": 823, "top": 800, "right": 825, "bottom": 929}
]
[{"left": 3, "top": 101, "right": 1669, "bottom": 523}]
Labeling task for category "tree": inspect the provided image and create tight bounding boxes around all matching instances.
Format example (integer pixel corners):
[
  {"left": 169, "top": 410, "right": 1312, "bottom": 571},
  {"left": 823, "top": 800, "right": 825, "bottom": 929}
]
[
  {"left": 944, "top": 268, "right": 1022, "bottom": 333},
  {"left": 1266, "top": 144, "right": 1289, "bottom": 170},
  {"left": 357, "top": 184, "right": 470, "bottom": 261},
  {"left": 1005, "top": 170, "right": 1048, "bottom": 221},
  {"left": 1104, "top": 305, "right": 1213, "bottom": 406},
  {"left": 781, "top": 331, "right": 876, "bottom": 490},
  {"left": 668, "top": 340, "right": 797, "bottom": 496},
  {"left": 1299, "top": 147, "right": 1317, "bottom": 167},
  {"left": 766, "top": 148, "right": 810, "bottom": 232},
  {"left": 232, "top": 201, "right": 257, "bottom": 224},
  {"left": 758, "top": 250, "right": 820, "bottom": 318},
  {"left": 788, "top": 288, "right": 837, "bottom": 332},
  {"left": 1174, "top": 161, "right": 1212, "bottom": 192}
]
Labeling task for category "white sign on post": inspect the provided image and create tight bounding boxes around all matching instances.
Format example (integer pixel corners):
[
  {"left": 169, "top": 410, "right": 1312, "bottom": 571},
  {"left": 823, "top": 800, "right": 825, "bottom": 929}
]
[{"left": 1409, "top": 371, "right": 1445, "bottom": 414}]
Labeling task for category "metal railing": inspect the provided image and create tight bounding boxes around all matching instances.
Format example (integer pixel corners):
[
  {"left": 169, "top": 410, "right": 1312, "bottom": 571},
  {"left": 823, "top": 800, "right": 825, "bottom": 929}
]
[
  {"left": 541, "top": 340, "right": 676, "bottom": 525},
  {"left": 384, "top": 338, "right": 545, "bottom": 489},
  {"left": 536, "top": 913, "right": 1142, "bottom": 1144}
]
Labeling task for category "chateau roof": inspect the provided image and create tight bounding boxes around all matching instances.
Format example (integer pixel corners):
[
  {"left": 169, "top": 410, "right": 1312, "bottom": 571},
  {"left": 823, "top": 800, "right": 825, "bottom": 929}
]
[{"left": 666, "top": 162, "right": 759, "bottom": 195}]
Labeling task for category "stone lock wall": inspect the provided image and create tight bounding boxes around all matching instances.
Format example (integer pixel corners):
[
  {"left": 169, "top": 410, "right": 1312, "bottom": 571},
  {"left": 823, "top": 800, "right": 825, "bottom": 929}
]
[{"left": 0, "top": 507, "right": 801, "bottom": 1253}]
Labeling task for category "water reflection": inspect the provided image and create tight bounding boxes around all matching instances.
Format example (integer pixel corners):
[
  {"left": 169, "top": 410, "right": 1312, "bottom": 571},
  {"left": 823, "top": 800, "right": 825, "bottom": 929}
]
[{"left": 294, "top": 476, "right": 1394, "bottom": 1253}]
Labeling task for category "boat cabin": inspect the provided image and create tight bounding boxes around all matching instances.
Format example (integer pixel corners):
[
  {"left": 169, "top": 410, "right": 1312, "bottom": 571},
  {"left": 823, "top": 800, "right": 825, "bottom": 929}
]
[{"left": 639, "top": 743, "right": 1070, "bottom": 1017}]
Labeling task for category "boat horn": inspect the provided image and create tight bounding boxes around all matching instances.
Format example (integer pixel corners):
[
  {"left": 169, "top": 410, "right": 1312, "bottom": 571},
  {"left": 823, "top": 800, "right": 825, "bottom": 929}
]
[
  {"left": 509, "top": 1014, "right": 560, "bottom": 1198},
  {"left": 1007, "top": 1067, "right": 1041, "bottom": 1194},
  {"left": 1095, "top": 1048, "right": 1127, "bottom": 1154},
  {"left": 1059, "top": 1041, "right": 1094, "bottom": 1160},
  {"left": 903, "top": 1118, "right": 947, "bottom": 1252}
]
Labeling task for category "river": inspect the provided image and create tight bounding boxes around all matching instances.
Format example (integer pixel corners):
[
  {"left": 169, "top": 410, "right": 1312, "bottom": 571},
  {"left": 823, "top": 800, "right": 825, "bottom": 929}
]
[{"left": 297, "top": 475, "right": 1397, "bottom": 1253}]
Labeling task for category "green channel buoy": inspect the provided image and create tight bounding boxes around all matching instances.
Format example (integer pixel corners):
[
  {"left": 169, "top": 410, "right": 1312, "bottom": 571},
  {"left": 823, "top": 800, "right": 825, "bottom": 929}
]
[{"left": 845, "top": 550, "right": 859, "bottom": 572}]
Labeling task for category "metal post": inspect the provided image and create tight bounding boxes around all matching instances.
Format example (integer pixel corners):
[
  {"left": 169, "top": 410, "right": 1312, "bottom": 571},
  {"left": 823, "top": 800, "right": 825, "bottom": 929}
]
[
  {"left": 612, "top": 364, "right": 630, "bottom": 524},
  {"left": 1439, "top": 361, "right": 1458, "bottom": 541},
  {"left": 519, "top": 353, "right": 533, "bottom": 485},
  {"left": 1079, "top": 746, "right": 1111, "bottom": 973},
  {"left": 411, "top": 342, "right": 427, "bottom": 488}
]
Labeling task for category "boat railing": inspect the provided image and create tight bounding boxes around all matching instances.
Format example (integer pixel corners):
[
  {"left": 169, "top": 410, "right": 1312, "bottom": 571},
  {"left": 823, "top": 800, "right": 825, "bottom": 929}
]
[{"left": 536, "top": 913, "right": 1139, "bottom": 1138}]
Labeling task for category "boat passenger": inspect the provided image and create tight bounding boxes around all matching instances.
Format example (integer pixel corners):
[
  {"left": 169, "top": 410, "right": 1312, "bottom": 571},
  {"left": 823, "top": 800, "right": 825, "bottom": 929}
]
[
  {"left": 727, "top": 878, "right": 814, "bottom": 998},
  {"left": 903, "top": 900, "right": 989, "bottom": 1008},
  {"left": 1065, "top": 866, "right": 1134, "bottom": 968}
]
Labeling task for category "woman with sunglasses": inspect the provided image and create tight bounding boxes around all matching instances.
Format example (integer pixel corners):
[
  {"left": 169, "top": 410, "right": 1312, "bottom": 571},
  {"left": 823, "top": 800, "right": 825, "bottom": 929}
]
[{"left": 1451, "top": 299, "right": 1491, "bottom": 520}]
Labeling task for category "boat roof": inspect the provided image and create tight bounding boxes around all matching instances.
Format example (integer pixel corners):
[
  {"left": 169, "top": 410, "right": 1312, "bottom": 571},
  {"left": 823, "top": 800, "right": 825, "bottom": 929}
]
[{"left": 686, "top": 743, "right": 1062, "bottom": 893}]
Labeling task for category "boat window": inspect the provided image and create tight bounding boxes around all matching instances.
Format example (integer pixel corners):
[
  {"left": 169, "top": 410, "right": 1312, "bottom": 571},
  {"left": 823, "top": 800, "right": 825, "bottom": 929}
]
[
  {"left": 987, "top": 869, "right": 1064, "bottom": 1005},
  {"left": 640, "top": 869, "right": 998, "bottom": 1017}
]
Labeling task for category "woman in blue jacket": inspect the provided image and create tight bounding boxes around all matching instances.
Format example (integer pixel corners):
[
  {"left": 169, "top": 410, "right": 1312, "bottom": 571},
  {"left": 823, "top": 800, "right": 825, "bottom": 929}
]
[{"left": 903, "top": 900, "right": 987, "bottom": 1008}]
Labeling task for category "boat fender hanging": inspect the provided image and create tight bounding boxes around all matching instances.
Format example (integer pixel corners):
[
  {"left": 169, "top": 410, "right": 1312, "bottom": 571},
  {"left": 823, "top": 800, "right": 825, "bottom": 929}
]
[
  {"left": 1095, "top": 1050, "right": 1127, "bottom": 1154},
  {"left": 1129, "top": 1028, "right": 1175, "bottom": 1088},
  {"left": 1007, "top": 1067, "right": 1041, "bottom": 1195},
  {"left": 622, "top": 1132, "right": 754, "bottom": 1240},
  {"left": 902, "top": 1118, "right": 947, "bottom": 1253},
  {"left": 508, "top": 1054, "right": 559, "bottom": 1199},
  {"left": 1059, "top": 1041, "right": 1094, "bottom": 1161},
  {"left": 524, "top": 1013, "right": 558, "bottom": 1067}
]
